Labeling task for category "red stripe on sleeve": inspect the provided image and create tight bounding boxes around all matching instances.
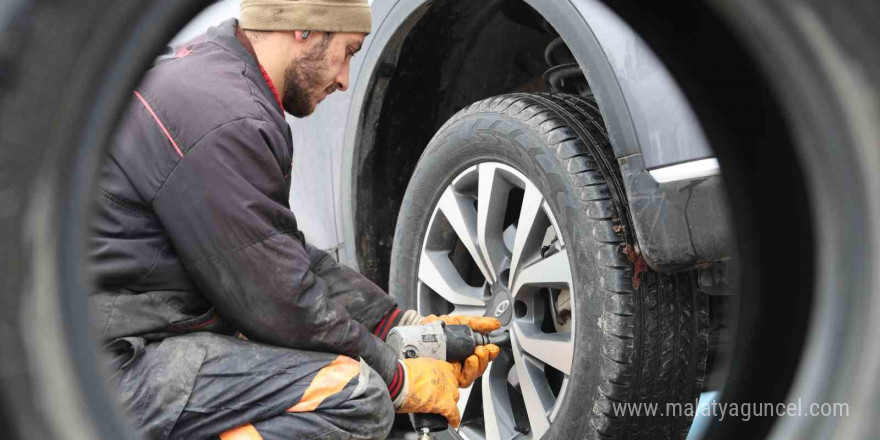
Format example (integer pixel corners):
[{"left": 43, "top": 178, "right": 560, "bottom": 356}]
[
  {"left": 374, "top": 308, "right": 401, "bottom": 337},
  {"left": 373, "top": 314, "right": 389, "bottom": 336},
  {"left": 378, "top": 308, "right": 401, "bottom": 340},
  {"left": 133, "top": 91, "right": 183, "bottom": 157},
  {"left": 388, "top": 362, "right": 404, "bottom": 399}
]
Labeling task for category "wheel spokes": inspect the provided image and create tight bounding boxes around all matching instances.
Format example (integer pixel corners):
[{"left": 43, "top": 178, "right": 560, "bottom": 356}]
[
  {"left": 458, "top": 382, "right": 474, "bottom": 420},
  {"left": 450, "top": 305, "right": 489, "bottom": 317},
  {"left": 482, "top": 368, "right": 504, "bottom": 440},
  {"left": 477, "top": 164, "right": 511, "bottom": 285},
  {"left": 482, "top": 355, "right": 519, "bottom": 440},
  {"left": 418, "top": 250, "right": 486, "bottom": 308},
  {"left": 512, "top": 335, "right": 554, "bottom": 439},
  {"left": 438, "top": 187, "right": 496, "bottom": 283},
  {"left": 512, "top": 322, "right": 573, "bottom": 375},
  {"left": 508, "top": 184, "right": 550, "bottom": 289},
  {"left": 419, "top": 162, "right": 577, "bottom": 440},
  {"left": 511, "top": 250, "right": 572, "bottom": 299}
]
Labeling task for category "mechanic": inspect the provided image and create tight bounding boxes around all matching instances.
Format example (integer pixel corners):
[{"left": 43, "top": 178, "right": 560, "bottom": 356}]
[{"left": 88, "top": 0, "right": 500, "bottom": 439}]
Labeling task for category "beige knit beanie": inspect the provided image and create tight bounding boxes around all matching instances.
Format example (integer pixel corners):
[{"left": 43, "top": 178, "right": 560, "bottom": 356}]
[{"left": 240, "top": 0, "right": 371, "bottom": 34}]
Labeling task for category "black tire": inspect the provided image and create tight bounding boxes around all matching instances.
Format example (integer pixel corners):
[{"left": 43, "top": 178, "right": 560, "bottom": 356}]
[
  {"left": 389, "top": 93, "right": 709, "bottom": 440},
  {"left": 0, "top": 1, "right": 208, "bottom": 439}
]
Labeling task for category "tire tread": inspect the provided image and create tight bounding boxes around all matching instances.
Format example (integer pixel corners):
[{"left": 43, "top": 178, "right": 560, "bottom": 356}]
[{"left": 426, "top": 93, "right": 709, "bottom": 440}]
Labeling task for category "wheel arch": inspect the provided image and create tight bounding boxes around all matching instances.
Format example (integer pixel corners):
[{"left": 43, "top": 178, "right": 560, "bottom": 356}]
[{"left": 340, "top": 0, "right": 649, "bottom": 287}]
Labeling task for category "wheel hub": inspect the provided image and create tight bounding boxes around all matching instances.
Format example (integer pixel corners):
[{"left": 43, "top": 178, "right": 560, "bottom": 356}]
[
  {"left": 416, "top": 162, "right": 575, "bottom": 440},
  {"left": 486, "top": 284, "right": 513, "bottom": 326}
]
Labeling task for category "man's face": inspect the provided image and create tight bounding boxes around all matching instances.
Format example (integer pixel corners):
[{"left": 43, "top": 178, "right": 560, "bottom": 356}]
[{"left": 282, "top": 32, "right": 365, "bottom": 117}]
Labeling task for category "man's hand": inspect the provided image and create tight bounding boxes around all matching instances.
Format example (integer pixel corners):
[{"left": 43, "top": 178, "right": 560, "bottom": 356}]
[
  {"left": 452, "top": 344, "right": 501, "bottom": 388},
  {"left": 422, "top": 314, "right": 501, "bottom": 333},
  {"left": 421, "top": 315, "right": 502, "bottom": 388},
  {"left": 395, "top": 358, "right": 462, "bottom": 427}
]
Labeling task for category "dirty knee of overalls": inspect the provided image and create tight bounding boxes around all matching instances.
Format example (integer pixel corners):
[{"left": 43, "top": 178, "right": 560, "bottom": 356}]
[{"left": 340, "top": 362, "right": 395, "bottom": 439}]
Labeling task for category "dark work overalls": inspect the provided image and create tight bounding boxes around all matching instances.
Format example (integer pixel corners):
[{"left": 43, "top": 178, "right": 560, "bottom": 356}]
[{"left": 89, "top": 18, "right": 401, "bottom": 440}]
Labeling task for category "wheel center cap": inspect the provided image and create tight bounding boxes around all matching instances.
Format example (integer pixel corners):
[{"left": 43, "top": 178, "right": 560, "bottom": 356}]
[{"left": 487, "top": 285, "right": 512, "bottom": 325}]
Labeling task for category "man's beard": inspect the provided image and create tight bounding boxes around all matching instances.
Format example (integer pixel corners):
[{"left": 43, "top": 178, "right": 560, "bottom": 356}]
[{"left": 282, "top": 43, "right": 329, "bottom": 117}]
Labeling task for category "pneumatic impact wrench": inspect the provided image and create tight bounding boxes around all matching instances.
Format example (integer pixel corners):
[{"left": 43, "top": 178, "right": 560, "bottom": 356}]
[{"left": 386, "top": 321, "right": 506, "bottom": 439}]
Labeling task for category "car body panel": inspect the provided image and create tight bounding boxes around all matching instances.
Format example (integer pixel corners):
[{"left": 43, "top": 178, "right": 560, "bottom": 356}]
[
  {"left": 339, "top": 0, "right": 729, "bottom": 270},
  {"left": 339, "top": 0, "right": 431, "bottom": 266},
  {"left": 526, "top": 0, "right": 714, "bottom": 169},
  {"left": 571, "top": 0, "right": 713, "bottom": 169}
]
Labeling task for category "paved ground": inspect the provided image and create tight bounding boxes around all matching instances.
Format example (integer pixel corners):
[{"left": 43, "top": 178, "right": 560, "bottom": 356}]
[{"left": 388, "top": 429, "right": 417, "bottom": 440}]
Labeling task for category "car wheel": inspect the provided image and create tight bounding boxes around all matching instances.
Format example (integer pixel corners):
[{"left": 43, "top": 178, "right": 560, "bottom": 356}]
[{"left": 389, "top": 93, "right": 709, "bottom": 440}]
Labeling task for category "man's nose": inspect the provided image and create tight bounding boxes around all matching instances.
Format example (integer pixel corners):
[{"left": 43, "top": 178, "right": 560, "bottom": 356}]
[{"left": 335, "top": 67, "right": 350, "bottom": 92}]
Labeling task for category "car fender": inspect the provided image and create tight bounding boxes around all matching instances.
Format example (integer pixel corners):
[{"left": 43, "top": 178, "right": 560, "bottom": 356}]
[{"left": 339, "top": 0, "right": 732, "bottom": 271}]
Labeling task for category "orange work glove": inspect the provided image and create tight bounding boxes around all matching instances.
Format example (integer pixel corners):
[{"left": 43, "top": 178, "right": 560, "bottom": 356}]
[
  {"left": 451, "top": 344, "right": 501, "bottom": 388},
  {"left": 422, "top": 314, "right": 502, "bottom": 333},
  {"left": 395, "top": 358, "right": 462, "bottom": 427}
]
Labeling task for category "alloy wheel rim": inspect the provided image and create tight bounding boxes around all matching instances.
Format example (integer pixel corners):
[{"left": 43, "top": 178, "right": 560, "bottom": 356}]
[{"left": 416, "top": 162, "right": 576, "bottom": 439}]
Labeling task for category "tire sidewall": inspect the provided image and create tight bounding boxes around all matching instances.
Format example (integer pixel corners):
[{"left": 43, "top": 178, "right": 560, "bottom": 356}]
[{"left": 389, "top": 110, "right": 606, "bottom": 439}]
